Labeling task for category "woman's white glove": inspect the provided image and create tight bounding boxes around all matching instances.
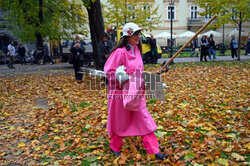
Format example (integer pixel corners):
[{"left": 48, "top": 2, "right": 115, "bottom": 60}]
[{"left": 115, "top": 65, "right": 129, "bottom": 84}]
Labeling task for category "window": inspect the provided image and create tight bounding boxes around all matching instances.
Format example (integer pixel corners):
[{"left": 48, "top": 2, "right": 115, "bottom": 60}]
[
  {"left": 190, "top": 5, "right": 198, "bottom": 19},
  {"left": 205, "top": 6, "right": 211, "bottom": 19},
  {"left": 128, "top": 5, "right": 136, "bottom": 20},
  {"left": 143, "top": 5, "right": 151, "bottom": 21},
  {"left": 167, "top": 5, "right": 176, "bottom": 20}
]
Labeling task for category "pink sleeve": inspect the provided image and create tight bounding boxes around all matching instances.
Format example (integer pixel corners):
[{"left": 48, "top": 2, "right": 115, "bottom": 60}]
[{"left": 104, "top": 48, "right": 124, "bottom": 84}]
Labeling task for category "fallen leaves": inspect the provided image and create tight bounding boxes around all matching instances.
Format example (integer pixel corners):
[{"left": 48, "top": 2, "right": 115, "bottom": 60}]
[{"left": 0, "top": 61, "right": 249, "bottom": 165}]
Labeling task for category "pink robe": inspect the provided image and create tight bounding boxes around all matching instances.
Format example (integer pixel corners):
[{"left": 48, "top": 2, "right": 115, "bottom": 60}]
[{"left": 104, "top": 46, "right": 157, "bottom": 137}]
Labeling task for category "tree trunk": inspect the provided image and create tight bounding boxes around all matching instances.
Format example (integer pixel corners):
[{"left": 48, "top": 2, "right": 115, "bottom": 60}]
[
  {"left": 36, "top": 33, "right": 43, "bottom": 49},
  {"left": 36, "top": 0, "right": 43, "bottom": 49},
  {"left": 237, "top": 12, "right": 242, "bottom": 61},
  {"left": 87, "top": 0, "right": 104, "bottom": 69}
]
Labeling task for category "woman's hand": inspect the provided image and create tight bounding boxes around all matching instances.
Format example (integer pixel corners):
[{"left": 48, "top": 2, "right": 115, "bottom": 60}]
[{"left": 115, "top": 65, "right": 129, "bottom": 84}]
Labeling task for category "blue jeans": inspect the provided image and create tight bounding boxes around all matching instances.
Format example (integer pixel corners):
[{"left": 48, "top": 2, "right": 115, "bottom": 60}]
[
  {"left": 43, "top": 55, "right": 54, "bottom": 64},
  {"left": 2, "top": 57, "right": 6, "bottom": 64},
  {"left": 19, "top": 56, "right": 27, "bottom": 64},
  {"left": 208, "top": 47, "right": 216, "bottom": 60}
]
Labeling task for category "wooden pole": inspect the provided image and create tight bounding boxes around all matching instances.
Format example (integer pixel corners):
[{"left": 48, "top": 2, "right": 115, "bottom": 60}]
[{"left": 158, "top": 15, "right": 217, "bottom": 73}]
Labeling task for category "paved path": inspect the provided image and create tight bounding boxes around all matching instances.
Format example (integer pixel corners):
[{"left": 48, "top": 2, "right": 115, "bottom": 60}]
[
  {"left": 0, "top": 63, "right": 73, "bottom": 78},
  {"left": 158, "top": 55, "right": 250, "bottom": 63},
  {"left": 0, "top": 55, "right": 249, "bottom": 78}
]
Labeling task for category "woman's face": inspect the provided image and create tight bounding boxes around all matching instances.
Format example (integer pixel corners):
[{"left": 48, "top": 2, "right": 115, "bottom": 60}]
[{"left": 128, "top": 31, "right": 140, "bottom": 46}]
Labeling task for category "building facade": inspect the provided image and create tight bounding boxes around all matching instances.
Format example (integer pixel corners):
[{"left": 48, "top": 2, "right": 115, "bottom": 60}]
[
  {"left": 153, "top": 0, "right": 249, "bottom": 46},
  {"left": 101, "top": 0, "right": 249, "bottom": 46}
]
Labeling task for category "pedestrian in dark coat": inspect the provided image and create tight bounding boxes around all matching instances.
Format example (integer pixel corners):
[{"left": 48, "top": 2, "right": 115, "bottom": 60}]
[
  {"left": 42, "top": 41, "right": 54, "bottom": 65},
  {"left": 245, "top": 36, "right": 250, "bottom": 56},
  {"left": 18, "top": 44, "right": 27, "bottom": 65},
  {"left": 70, "top": 36, "right": 85, "bottom": 83},
  {"left": 98, "top": 33, "right": 114, "bottom": 70},
  {"left": 148, "top": 34, "right": 159, "bottom": 64},
  {"left": 230, "top": 35, "right": 238, "bottom": 60},
  {"left": 200, "top": 35, "right": 208, "bottom": 62}
]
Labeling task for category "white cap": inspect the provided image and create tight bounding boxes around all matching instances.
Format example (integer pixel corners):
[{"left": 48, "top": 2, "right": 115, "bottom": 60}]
[{"left": 122, "top": 22, "right": 142, "bottom": 37}]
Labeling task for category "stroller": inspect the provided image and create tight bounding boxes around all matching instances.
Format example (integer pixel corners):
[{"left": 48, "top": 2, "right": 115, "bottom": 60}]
[{"left": 28, "top": 50, "right": 42, "bottom": 65}]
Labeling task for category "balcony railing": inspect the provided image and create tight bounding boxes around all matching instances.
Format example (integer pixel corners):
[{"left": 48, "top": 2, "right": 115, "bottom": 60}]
[{"left": 187, "top": 17, "right": 204, "bottom": 27}]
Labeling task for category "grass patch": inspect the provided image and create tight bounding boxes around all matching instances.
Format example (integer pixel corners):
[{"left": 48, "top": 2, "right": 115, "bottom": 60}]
[
  {"left": 0, "top": 103, "right": 3, "bottom": 109},
  {"left": 144, "top": 59, "right": 249, "bottom": 71},
  {"left": 162, "top": 50, "right": 246, "bottom": 58}
]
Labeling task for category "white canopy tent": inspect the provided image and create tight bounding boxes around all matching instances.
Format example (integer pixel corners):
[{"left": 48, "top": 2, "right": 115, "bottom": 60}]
[
  {"left": 177, "top": 31, "right": 195, "bottom": 38},
  {"left": 198, "top": 30, "right": 222, "bottom": 37},
  {"left": 155, "top": 31, "right": 177, "bottom": 39},
  {"left": 155, "top": 32, "right": 177, "bottom": 46},
  {"left": 226, "top": 29, "right": 248, "bottom": 37}
]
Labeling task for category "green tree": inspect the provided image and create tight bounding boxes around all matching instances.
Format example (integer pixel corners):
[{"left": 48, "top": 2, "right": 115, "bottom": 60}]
[
  {"left": 197, "top": 0, "right": 250, "bottom": 60},
  {"left": 103, "top": 0, "right": 162, "bottom": 31},
  {"left": 1, "top": 0, "right": 88, "bottom": 48}
]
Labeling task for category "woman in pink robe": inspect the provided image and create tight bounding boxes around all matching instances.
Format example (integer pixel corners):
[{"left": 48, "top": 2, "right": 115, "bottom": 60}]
[{"left": 104, "top": 23, "right": 168, "bottom": 160}]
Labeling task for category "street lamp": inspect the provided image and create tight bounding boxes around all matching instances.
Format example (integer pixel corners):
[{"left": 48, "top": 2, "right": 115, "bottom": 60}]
[{"left": 170, "top": 0, "right": 174, "bottom": 64}]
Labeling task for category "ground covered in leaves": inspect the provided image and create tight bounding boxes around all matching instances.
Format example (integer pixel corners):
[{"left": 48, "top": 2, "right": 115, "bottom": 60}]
[{"left": 0, "top": 60, "right": 249, "bottom": 166}]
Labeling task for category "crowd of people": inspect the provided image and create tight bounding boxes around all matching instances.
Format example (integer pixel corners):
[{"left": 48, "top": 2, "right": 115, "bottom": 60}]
[
  {"left": 191, "top": 34, "right": 250, "bottom": 61},
  {"left": 1, "top": 31, "right": 249, "bottom": 81},
  {"left": 0, "top": 40, "right": 55, "bottom": 69}
]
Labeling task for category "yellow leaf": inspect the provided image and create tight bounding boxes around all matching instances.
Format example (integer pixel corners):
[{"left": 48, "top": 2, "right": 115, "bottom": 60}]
[
  {"left": 63, "top": 108, "right": 68, "bottom": 114},
  {"left": 0, "top": 152, "right": 5, "bottom": 156},
  {"left": 54, "top": 136, "right": 60, "bottom": 140},
  {"left": 42, "top": 162, "right": 49, "bottom": 165},
  {"left": 101, "top": 120, "right": 107, "bottom": 124},
  {"left": 185, "top": 139, "right": 190, "bottom": 144},
  {"left": 231, "top": 153, "right": 245, "bottom": 161},
  {"left": 53, "top": 129, "right": 58, "bottom": 132},
  {"left": 97, "top": 156, "right": 102, "bottom": 159},
  {"left": 4, "top": 112, "right": 9, "bottom": 116},
  {"left": 10, "top": 126, "right": 15, "bottom": 131},
  {"left": 17, "top": 142, "right": 26, "bottom": 148},
  {"left": 80, "top": 143, "right": 86, "bottom": 149},
  {"left": 45, "top": 150, "right": 50, "bottom": 155},
  {"left": 245, "top": 142, "right": 250, "bottom": 150}
]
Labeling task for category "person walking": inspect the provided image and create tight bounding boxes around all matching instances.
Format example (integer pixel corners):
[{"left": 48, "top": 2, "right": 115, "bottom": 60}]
[
  {"left": 208, "top": 34, "right": 216, "bottom": 60},
  {"left": 42, "top": 41, "right": 54, "bottom": 65},
  {"left": 200, "top": 35, "right": 208, "bottom": 62},
  {"left": 18, "top": 43, "right": 27, "bottom": 65},
  {"left": 98, "top": 32, "right": 114, "bottom": 70},
  {"left": 148, "top": 34, "right": 159, "bottom": 64},
  {"left": 230, "top": 35, "right": 238, "bottom": 60},
  {"left": 70, "top": 36, "right": 85, "bottom": 83},
  {"left": 245, "top": 36, "right": 250, "bottom": 56},
  {"left": 190, "top": 37, "right": 199, "bottom": 58},
  {"left": 7, "top": 41, "right": 16, "bottom": 69},
  {"left": 104, "top": 22, "right": 168, "bottom": 160}
]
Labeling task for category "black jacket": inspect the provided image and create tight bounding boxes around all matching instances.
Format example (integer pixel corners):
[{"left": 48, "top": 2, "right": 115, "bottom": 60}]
[
  {"left": 148, "top": 38, "right": 157, "bottom": 50},
  {"left": 18, "top": 47, "right": 26, "bottom": 56},
  {"left": 70, "top": 41, "right": 85, "bottom": 62},
  {"left": 43, "top": 44, "right": 49, "bottom": 56},
  {"left": 208, "top": 39, "right": 216, "bottom": 49},
  {"left": 98, "top": 40, "right": 113, "bottom": 64}
]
